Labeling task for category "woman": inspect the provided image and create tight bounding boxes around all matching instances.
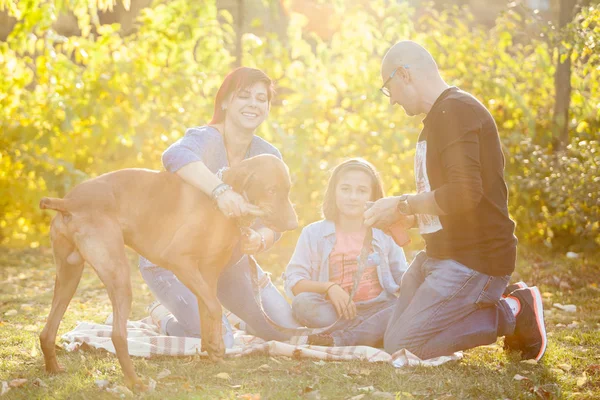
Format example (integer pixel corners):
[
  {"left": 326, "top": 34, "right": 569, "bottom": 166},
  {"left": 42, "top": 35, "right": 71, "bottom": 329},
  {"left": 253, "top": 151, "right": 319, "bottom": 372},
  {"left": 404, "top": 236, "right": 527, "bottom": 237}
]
[
  {"left": 283, "top": 158, "right": 408, "bottom": 347},
  {"left": 139, "top": 67, "right": 299, "bottom": 346}
]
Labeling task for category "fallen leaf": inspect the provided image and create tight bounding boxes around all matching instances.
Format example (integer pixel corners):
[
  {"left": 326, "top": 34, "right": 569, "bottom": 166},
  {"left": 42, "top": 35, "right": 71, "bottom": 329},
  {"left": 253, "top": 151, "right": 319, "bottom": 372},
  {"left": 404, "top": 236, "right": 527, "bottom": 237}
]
[
  {"left": 557, "top": 363, "right": 572, "bottom": 372},
  {"left": 312, "top": 360, "right": 326, "bottom": 366},
  {"left": 300, "top": 386, "right": 315, "bottom": 394},
  {"left": 553, "top": 303, "right": 576, "bottom": 312},
  {"left": 157, "top": 368, "right": 171, "bottom": 380},
  {"left": 95, "top": 379, "right": 110, "bottom": 389},
  {"left": 586, "top": 364, "right": 600, "bottom": 375},
  {"left": 229, "top": 384, "right": 242, "bottom": 389},
  {"left": 32, "top": 378, "right": 47, "bottom": 388},
  {"left": 215, "top": 372, "right": 231, "bottom": 381},
  {"left": 532, "top": 385, "right": 552, "bottom": 400},
  {"left": 270, "top": 357, "right": 282, "bottom": 364},
  {"left": 358, "top": 386, "right": 375, "bottom": 392},
  {"left": 4, "top": 310, "right": 17, "bottom": 317},
  {"left": 258, "top": 364, "right": 271, "bottom": 372},
  {"left": 8, "top": 379, "right": 27, "bottom": 388},
  {"left": 1, "top": 382, "right": 9, "bottom": 396},
  {"left": 576, "top": 373, "right": 587, "bottom": 387},
  {"left": 305, "top": 391, "right": 321, "bottom": 400},
  {"left": 513, "top": 374, "right": 529, "bottom": 381},
  {"left": 182, "top": 382, "right": 192, "bottom": 391}
]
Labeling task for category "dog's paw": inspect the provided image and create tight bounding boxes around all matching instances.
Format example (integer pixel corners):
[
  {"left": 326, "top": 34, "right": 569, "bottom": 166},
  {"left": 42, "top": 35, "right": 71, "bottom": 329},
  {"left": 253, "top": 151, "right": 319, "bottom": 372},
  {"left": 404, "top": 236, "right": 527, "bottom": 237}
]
[
  {"left": 45, "top": 364, "right": 65, "bottom": 374},
  {"left": 126, "top": 378, "right": 148, "bottom": 393},
  {"left": 208, "top": 353, "right": 225, "bottom": 364}
]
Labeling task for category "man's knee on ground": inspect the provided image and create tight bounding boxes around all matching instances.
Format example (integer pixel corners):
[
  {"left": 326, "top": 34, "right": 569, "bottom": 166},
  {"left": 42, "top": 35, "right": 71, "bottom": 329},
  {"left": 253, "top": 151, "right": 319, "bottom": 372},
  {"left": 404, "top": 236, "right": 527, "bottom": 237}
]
[
  {"left": 384, "top": 326, "right": 425, "bottom": 356},
  {"left": 292, "top": 292, "right": 337, "bottom": 328}
]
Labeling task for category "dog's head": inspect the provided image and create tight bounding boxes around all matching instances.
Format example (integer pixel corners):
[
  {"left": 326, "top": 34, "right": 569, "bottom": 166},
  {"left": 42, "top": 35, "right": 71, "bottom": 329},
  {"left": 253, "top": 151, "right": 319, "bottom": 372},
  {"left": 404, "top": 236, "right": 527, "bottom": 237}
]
[{"left": 223, "top": 154, "right": 298, "bottom": 232}]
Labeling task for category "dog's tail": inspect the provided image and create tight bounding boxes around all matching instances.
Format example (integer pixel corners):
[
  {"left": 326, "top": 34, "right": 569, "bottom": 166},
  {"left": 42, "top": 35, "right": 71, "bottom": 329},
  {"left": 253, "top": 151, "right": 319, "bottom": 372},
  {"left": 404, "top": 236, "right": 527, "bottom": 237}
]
[{"left": 40, "top": 197, "right": 71, "bottom": 213}]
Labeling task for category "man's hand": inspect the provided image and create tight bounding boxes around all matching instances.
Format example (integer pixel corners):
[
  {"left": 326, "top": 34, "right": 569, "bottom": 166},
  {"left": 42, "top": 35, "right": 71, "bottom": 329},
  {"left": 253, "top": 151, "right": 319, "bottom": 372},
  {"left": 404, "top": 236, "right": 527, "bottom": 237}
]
[
  {"left": 326, "top": 284, "right": 357, "bottom": 320},
  {"left": 240, "top": 228, "right": 264, "bottom": 255},
  {"left": 363, "top": 196, "right": 404, "bottom": 229}
]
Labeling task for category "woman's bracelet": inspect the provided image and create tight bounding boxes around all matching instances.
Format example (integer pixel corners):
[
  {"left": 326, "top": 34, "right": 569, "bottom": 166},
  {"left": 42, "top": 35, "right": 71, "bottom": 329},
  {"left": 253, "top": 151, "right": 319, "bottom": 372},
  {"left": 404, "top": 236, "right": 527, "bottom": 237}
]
[
  {"left": 325, "top": 283, "right": 339, "bottom": 297},
  {"left": 211, "top": 183, "right": 232, "bottom": 202}
]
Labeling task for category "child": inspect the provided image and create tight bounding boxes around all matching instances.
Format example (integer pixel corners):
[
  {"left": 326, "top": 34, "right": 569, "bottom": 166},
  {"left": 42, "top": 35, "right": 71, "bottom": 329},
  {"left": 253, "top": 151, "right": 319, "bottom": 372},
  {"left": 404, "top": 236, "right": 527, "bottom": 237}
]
[{"left": 283, "top": 158, "right": 408, "bottom": 347}]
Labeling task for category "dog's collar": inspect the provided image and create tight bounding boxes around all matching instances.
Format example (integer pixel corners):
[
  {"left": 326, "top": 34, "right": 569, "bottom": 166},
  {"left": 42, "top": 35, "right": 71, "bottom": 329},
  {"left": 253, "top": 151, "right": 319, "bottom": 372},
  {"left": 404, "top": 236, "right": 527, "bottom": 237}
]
[{"left": 235, "top": 215, "right": 257, "bottom": 230}]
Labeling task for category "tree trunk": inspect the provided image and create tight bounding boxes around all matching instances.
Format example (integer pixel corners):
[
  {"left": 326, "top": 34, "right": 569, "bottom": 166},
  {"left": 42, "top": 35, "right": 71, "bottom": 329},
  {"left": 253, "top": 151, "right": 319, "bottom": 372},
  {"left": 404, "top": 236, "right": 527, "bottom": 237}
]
[{"left": 552, "top": 0, "right": 578, "bottom": 150}]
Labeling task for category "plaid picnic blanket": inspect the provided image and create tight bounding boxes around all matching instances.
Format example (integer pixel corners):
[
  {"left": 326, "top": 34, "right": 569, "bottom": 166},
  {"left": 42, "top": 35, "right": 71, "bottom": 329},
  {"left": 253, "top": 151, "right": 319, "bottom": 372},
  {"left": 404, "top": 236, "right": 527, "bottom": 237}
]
[{"left": 60, "top": 317, "right": 462, "bottom": 368}]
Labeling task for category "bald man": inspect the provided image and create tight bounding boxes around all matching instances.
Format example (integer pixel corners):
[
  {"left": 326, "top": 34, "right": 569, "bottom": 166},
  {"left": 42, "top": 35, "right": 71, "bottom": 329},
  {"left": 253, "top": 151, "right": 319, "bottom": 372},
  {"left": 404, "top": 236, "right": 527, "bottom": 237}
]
[{"left": 364, "top": 41, "right": 547, "bottom": 361}]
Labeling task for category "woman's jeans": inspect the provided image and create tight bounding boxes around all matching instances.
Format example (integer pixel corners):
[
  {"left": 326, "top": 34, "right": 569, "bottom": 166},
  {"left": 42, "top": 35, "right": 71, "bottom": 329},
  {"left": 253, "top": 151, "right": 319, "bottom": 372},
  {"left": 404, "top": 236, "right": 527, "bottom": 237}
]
[
  {"left": 383, "top": 251, "right": 516, "bottom": 359},
  {"left": 140, "top": 253, "right": 299, "bottom": 346}
]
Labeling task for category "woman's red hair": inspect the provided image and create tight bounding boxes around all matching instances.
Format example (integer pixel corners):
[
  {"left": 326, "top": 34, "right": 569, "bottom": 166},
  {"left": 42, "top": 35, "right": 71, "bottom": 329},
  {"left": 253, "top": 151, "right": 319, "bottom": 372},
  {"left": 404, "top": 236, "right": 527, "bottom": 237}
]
[{"left": 210, "top": 67, "right": 275, "bottom": 125}]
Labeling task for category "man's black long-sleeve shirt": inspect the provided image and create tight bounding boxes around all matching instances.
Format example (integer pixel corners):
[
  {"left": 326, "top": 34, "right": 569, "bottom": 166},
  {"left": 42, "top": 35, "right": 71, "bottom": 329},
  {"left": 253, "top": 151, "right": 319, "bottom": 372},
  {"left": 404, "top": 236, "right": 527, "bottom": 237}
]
[{"left": 415, "top": 87, "right": 517, "bottom": 276}]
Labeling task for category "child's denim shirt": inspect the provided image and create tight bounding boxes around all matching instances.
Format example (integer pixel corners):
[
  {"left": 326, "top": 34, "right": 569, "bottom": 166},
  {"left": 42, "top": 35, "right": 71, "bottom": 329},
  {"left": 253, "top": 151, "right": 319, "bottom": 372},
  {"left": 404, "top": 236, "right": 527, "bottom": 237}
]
[{"left": 283, "top": 220, "right": 408, "bottom": 304}]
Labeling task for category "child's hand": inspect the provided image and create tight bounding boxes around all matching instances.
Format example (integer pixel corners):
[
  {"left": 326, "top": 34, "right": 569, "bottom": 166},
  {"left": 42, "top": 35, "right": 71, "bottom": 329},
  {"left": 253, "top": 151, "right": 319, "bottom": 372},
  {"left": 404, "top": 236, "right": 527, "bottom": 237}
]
[{"left": 326, "top": 284, "right": 357, "bottom": 320}]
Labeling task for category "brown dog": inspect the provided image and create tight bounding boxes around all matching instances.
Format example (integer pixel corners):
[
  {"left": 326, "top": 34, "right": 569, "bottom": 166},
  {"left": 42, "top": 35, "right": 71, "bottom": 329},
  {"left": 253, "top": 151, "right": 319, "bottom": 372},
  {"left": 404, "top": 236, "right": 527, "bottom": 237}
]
[{"left": 38, "top": 154, "right": 298, "bottom": 390}]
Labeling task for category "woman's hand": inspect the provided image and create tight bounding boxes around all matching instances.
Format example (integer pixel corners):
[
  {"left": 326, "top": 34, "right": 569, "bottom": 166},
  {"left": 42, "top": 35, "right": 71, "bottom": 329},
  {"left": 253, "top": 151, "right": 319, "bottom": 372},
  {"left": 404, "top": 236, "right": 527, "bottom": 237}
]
[
  {"left": 326, "top": 284, "right": 357, "bottom": 320},
  {"left": 240, "top": 228, "right": 264, "bottom": 255},
  {"left": 216, "top": 189, "right": 263, "bottom": 218}
]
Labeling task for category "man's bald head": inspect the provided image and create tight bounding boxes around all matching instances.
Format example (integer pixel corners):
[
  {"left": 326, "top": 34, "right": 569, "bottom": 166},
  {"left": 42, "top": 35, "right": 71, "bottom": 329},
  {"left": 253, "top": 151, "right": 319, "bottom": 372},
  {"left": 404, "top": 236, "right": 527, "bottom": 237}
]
[
  {"left": 381, "top": 41, "right": 439, "bottom": 79},
  {"left": 380, "top": 41, "right": 449, "bottom": 115}
]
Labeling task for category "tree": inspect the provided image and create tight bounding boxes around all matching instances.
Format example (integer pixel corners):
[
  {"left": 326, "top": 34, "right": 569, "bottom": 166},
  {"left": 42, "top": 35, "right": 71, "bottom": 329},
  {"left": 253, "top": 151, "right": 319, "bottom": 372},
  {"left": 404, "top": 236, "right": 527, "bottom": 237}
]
[{"left": 552, "top": 0, "right": 591, "bottom": 150}]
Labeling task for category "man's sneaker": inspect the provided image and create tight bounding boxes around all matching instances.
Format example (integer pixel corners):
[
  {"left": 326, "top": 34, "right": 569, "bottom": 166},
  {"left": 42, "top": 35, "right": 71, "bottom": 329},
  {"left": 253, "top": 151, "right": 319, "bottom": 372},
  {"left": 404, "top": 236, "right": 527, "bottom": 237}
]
[
  {"left": 505, "top": 287, "right": 547, "bottom": 361},
  {"left": 503, "top": 281, "right": 528, "bottom": 298},
  {"left": 307, "top": 333, "right": 335, "bottom": 346}
]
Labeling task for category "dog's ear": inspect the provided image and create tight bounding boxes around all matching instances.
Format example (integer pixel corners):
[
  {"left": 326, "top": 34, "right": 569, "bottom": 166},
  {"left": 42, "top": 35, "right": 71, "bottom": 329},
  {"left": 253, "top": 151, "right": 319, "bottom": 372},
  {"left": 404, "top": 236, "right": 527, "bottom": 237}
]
[{"left": 222, "top": 163, "right": 254, "bottom": 195}]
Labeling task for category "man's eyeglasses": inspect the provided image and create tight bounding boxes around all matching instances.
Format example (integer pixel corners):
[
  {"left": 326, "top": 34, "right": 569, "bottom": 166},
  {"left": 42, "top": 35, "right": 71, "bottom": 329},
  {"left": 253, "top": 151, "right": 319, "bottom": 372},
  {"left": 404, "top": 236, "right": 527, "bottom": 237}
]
[{"left": 380, "top": 65, "right": 409, "bottom": 97}]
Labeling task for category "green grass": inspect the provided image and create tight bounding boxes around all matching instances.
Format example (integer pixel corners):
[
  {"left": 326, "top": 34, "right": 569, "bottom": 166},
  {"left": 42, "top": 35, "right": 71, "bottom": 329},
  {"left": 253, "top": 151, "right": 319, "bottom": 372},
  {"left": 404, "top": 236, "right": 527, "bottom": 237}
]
[{"left": 1, "top": 246, "right": 599, "bottom": 399}]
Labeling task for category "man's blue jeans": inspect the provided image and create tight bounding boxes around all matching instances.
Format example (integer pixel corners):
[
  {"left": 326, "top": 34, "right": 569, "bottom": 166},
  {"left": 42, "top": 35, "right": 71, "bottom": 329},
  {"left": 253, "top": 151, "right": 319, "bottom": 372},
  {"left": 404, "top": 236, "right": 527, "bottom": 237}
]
[{"left": 384, "top": 251, "right": 516, "bottom": 359}]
